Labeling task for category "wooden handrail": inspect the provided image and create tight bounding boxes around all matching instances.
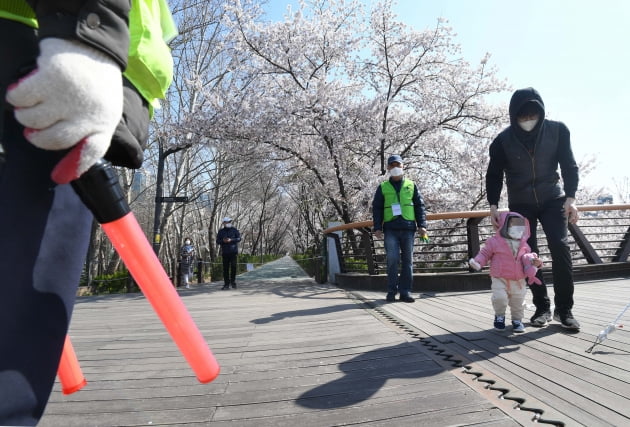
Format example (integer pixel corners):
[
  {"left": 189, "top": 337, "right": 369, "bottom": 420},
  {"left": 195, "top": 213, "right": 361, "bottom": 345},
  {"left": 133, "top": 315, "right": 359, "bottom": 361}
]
[{"left": 323, "top": 204, "right": 630, "bottom": 235}]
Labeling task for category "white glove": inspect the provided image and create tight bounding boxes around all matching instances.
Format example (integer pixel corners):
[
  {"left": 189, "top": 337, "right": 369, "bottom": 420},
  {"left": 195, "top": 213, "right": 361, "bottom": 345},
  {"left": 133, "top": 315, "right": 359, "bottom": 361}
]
[
  {"left": 469, "top": 258, "right": 481, "bottom": 271},
  {"left": 6, "top": 38, "right": 123, "bottom": 183}
]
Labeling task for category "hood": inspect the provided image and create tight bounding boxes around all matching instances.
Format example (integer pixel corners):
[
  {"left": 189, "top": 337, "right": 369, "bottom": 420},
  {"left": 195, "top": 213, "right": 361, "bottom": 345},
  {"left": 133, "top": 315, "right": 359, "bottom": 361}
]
[
  {"left": 496, "top": 211, "right": 530, "bottom": 241},
  {"left": 508, "top": 87, "right": 546, "bottom": 138}
]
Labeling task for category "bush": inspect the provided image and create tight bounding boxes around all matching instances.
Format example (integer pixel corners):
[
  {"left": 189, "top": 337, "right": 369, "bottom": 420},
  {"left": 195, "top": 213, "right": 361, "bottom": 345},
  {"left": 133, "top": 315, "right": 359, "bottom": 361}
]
[{"left": 90, "top": 270, "right": 138, "bottom": 294}]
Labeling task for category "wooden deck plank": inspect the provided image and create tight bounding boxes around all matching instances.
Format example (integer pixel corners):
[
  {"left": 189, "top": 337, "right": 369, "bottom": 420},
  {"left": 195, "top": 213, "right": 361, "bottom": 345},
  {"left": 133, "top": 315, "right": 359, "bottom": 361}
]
[
  {"left": 39, "top": 257, "right": 630, "bottom": 426},
  {"left": 356, "top": 278, "right": 630, "bottom": 426},
  {"left": 41, "top": 257, "right": 517, "bottom": 426}
]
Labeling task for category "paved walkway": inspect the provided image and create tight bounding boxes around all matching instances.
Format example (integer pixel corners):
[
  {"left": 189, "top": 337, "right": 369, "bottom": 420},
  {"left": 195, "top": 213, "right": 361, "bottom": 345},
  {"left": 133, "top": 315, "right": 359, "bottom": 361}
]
[{"left": 41, "top": 256, "right": 630, "bottom": 426}]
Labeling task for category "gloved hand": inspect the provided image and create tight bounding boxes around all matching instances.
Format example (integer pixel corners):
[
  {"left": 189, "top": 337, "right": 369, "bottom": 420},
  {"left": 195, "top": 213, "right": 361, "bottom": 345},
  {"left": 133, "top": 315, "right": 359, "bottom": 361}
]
[
  {"left": 563, "top": 197, "right": 579, "bottom": 224},
  {"left": 469, "top": 258, "right": 481, "bottom": 271},
  {"left": 418, "top": 227, "right": 429, "bottom": 243},
  {"left": 6, "top": 38, "right": 123, "bottom": 183}
]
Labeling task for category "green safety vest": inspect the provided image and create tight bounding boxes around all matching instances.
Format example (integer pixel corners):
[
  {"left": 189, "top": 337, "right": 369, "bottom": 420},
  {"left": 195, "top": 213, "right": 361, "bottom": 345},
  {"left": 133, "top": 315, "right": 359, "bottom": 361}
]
[
  {"left": 1, "top": 0, "right": 176, "bottom": 114},
  {"left": 381, "top": 179, "right": 416, "bottom": 222}
]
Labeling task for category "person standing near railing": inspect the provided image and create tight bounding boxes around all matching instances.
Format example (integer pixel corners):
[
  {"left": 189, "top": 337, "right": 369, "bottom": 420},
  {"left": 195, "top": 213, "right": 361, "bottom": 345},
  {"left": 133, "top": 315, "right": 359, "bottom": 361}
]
[
  {"left": 179, "top": 237, "right": 196, "bottom": 289},
  {"left": 486, "top": 87, "right": 580, "bottom": 330},
  {"left": 216, "top": 217, "right": 241, "bottom": 290},
  {"left": 372, "top": 155, "right": 428, "bottom": 303}
]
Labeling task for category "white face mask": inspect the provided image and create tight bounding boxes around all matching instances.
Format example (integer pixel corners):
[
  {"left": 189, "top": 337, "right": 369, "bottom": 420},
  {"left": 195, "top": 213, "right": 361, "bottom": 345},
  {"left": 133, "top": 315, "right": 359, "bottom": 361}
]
[
  {"left": 507, "top": 226, "right": 525, "bottom": 240},
  {"left": 185, "top": 241, "right": 191, "bottom": 245},
  {"left": 389, "top": 167, "right": 403, "bottom": 177},
  {"left": 518, "top": 118, "right": 538, "bottom": 132},
  {"left": 224, "top": 223, "right": 232, "bottom": 228}
]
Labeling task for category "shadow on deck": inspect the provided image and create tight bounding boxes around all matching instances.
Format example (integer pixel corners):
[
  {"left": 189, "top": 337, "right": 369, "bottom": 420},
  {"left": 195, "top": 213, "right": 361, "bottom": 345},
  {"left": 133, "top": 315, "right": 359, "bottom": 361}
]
[{"left": 41, "top": 256, "right": 630, "bottom": 426}]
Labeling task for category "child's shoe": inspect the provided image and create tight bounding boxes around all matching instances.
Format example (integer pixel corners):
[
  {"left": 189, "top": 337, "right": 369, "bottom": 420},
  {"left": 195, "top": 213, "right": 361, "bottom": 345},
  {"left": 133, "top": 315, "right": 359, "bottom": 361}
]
[
  {"left": 494, "top": 315, "right": 506, "bottom": 330},
  {"left": 511, "top": 320, "right": 525, "bottom": 333}
]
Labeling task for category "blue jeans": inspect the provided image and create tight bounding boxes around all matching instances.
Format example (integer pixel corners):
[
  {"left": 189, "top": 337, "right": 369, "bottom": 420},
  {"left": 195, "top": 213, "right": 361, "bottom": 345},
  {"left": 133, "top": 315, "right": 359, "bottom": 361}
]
[{"left": 384, "top": 229, "right": 415, "bottom": 296}]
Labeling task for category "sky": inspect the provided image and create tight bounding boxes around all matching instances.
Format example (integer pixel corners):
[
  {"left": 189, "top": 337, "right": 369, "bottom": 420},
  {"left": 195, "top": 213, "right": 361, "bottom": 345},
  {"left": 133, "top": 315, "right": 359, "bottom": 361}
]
[{"left": 264, "top": 0, "right": 630, "bottom": 198}]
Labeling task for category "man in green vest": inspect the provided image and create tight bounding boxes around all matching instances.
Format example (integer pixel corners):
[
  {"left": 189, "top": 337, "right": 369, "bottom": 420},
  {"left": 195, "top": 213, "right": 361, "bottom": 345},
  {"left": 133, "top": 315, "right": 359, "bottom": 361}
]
[
  {"left": 372, "top": 155, "right": 428, "bottom": 303},
  {"left": 0, "top": 1, "right": 175, "bottom": 424}
]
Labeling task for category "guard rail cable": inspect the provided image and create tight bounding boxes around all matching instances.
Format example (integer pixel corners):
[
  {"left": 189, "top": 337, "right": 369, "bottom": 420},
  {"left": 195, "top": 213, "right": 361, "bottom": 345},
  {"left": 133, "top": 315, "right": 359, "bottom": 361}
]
[{"left": 347, "top": 291, "right": 568, "bottom": 426}]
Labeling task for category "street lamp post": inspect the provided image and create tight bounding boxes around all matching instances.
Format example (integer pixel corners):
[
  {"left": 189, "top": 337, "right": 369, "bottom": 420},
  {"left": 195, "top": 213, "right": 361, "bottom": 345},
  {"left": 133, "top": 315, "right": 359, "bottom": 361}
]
[{"left": 151, "top": 134, "right": 193, "bottom": 255}]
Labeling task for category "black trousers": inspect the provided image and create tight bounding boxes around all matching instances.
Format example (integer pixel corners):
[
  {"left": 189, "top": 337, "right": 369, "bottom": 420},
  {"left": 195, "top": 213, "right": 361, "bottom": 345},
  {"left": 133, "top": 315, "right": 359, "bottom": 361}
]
[
  {"left": 222, "top": 253, "right": 237, "bottom": 285},
  {"left": 510, "top": 197, "right": 574, "bottom": 312},
  {"left": 0, "top": 20, "right": 93, "bottom": 425}
]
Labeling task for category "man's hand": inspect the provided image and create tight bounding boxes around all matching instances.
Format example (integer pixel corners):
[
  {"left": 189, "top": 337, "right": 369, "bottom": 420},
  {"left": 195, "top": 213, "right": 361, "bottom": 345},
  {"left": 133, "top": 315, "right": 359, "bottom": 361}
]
[
  {"left": 374, "top": 230, "right": 383, "bottom": 240},
  {"left": 6, "top": 38, "right": 123, "bottom": 183},
  {"left": 563, "top": 197, "right": 579, "bottom": 224},
  {"left": 418, "top": 227, "right": 429, "bottom": 243},
  {"left": 489, "top": 205, "right": 500, "bottom": 229}
]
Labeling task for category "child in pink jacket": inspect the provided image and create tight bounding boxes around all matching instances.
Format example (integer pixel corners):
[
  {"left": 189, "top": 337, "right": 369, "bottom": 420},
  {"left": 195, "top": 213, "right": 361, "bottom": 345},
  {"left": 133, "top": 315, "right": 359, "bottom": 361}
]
[{"left": 469, "top": 212, "right": 543, "bottom": 332}]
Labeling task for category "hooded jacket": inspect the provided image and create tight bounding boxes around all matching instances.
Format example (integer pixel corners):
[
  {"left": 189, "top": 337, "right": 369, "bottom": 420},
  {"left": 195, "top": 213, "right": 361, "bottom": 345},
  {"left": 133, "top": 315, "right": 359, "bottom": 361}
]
[
  {"left": 486, "top": 87, "right": 579, "bottom": 206},
  {"left": 473, "top": 212, "right": 538, "bottom": 281}
]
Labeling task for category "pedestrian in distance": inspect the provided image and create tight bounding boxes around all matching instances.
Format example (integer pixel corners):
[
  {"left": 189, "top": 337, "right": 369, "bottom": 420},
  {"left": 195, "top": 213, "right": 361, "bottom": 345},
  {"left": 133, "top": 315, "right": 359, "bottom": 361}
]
[
  {"left": 486, "top": 87, "right": 580, "bottom": 330},
  {"left": 180, "top": 237, "right": 196, "bottom": 289},
  {"left": 469, "top": 212, "right": 544, "bottom": 333},
  {"left": 216, "top": 217, "right": 241, "bottom": 289},
  {"left": 372, "top": 154, "right": 429, "bottom": 303}
]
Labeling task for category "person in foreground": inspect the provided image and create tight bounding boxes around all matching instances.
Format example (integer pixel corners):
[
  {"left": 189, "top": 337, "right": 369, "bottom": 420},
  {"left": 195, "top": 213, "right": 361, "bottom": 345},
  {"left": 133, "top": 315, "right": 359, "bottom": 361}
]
[
  {"left": 372, "top": 155, "right": 428, "bottom": 303},
  {"left": 469, "top": 212, "right": 544, "bottom": 333},
  {"left": 0, "top": 1, "right": 175, "bottom": 424},
  {"left": 486, "top": 87, "right": 580, "bottom": 330},
  {"left": 216, "top": 217, "right": 241, "bottom": 289}
]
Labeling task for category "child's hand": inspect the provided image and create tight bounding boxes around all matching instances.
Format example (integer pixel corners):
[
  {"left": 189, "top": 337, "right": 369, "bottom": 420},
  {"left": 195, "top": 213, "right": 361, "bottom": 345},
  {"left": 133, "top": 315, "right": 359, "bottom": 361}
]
[
  {"left": 532, "top": 257, "right": 543, "bottom": 267},
  {"left": 469, "top": 258, "right": 481, "bottom": 271}
]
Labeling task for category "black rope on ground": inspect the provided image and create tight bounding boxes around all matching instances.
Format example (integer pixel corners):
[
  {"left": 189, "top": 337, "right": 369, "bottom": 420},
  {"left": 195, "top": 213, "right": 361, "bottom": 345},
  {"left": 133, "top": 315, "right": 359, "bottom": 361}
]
[{"left": 349, "top": 292, "right": 566, "bottom": 426}]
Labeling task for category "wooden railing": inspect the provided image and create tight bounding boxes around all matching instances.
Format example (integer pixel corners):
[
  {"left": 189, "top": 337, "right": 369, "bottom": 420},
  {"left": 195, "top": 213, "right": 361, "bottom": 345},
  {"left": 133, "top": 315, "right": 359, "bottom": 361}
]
[{"left": 323, "top": 204, "right": 630, "bottom": 282}]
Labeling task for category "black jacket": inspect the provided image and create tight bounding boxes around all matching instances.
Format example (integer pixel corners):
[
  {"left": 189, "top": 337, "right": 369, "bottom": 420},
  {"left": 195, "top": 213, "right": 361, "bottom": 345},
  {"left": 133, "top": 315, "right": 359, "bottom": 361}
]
[
  {"left": 486, "top": 87, "right": 579, "bottom": 206},
  {"left": 216, "top": 227, "right": 241, "bottom": 255}
]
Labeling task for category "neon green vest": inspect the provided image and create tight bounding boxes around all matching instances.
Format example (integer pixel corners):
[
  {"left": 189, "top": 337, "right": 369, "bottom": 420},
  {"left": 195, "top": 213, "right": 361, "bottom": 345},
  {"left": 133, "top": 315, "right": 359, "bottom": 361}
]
[
  {"left": 1, "top": 0, "right": 176, "bottom": 114},
  {"left": 381, "top": 179, "right": 416, "bottom": 222}
]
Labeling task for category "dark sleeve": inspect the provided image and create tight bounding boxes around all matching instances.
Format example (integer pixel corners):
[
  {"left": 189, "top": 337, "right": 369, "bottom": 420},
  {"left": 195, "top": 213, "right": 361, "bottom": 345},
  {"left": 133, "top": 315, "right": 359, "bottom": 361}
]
[
  {"left": 557, "top": 122, "right": 579, "bottom": 198},
  {"left": 413, "top": 184, "right": 427, "bottom": 229},
  {"left": 216, "top": 230, "right": 222, "bottom": 246},
  {"left": 372, "top": 185, "right": 384, "bottom": 231},
  {"left": 27, "top": 0, "right": 131, "bottom": 69},
  {"left": 233, "top": 229, "right": 241, "bottom": 243},
  {"left": 486, "top": 136, "right": 506, "bottom": 206}
]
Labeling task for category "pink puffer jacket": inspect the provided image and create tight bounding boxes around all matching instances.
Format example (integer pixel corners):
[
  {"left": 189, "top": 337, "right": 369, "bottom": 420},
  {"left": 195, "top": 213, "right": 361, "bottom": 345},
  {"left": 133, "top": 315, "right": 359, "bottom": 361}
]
[{"left": 473, "top": 212, "right": 539, "bottom": 282}]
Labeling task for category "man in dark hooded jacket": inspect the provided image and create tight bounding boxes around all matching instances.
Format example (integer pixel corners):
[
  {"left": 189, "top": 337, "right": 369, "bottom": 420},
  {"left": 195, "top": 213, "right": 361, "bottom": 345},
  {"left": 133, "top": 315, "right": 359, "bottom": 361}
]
[{"left": 486, "top": 87, "right": 580, "bottom": 330}]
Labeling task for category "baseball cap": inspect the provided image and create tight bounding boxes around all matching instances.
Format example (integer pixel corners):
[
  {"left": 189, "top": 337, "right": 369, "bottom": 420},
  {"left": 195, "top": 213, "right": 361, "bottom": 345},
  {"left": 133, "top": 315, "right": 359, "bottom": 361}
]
[
  {"left": 222, "top": 217, "right": 232, "bottom": 223},
  {"left": 387, "top": 155, "right": 403, "bottom": 165}
]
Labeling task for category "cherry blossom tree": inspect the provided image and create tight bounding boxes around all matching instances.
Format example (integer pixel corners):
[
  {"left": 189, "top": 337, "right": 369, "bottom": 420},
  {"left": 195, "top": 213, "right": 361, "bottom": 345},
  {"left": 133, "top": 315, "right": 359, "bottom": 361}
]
[{"left": 189, "top": 0, "right": 508, "bottom": 238}]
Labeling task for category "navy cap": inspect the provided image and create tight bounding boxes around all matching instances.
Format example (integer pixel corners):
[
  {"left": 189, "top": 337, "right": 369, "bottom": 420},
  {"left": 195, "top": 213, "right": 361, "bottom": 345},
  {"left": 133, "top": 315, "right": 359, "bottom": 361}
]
[{"left": 387, "top": 155, "right": 403, "bottom": 165}]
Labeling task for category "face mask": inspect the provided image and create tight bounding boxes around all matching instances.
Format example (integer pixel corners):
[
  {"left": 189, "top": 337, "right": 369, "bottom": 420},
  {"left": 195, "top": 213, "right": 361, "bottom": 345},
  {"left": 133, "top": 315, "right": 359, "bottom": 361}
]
[
  {"left": 507, "top": 226, "right": 525, "bottom": 240},
  {"left": 389, "top": 167, "right": 403, "bottom": 177},
  {"left": 518, "top": 118, "right": 538, "bottom": 132},
  {"left": 225, "top": 223, "right": 232, "bottom": 228},
  {"left": 185, "top": 241, "right": 191, "bottom": 245}
]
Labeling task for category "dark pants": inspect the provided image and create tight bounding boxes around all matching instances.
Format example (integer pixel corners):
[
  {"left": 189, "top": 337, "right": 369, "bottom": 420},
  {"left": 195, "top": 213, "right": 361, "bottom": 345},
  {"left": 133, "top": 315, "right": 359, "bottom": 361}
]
[
  {"left": 222, "top": 253, "right": 237, "bottom": 285},
  {"left": 0, "top": 19, "right": 93, "bottom": 425},
  {"left": 510, "top": 197, "right": 574, "bottom": 312}
]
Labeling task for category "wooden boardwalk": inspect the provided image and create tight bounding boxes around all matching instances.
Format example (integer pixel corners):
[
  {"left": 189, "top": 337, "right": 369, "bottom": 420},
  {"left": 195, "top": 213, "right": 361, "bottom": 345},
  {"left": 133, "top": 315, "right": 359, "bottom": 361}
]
[{"left": 41, "top": 257, "right": 630, "bottom": 426}]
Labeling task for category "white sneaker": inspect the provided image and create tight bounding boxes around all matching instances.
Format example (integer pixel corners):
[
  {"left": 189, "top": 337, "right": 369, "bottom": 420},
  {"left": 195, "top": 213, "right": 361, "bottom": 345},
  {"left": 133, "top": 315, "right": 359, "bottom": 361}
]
[{"left": 185, "top": 284, "right": 190, "bottom": 289}]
